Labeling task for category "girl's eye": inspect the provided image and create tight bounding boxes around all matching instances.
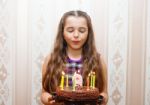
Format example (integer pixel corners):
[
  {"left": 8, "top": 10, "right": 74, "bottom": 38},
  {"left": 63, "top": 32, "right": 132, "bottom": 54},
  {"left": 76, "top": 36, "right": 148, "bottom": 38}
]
[
  {"left": 66, "top": 28, "right": 74, "bottom": 33},
  {"left": 79, "top": 28, "right": 87, "bottom": 33}
]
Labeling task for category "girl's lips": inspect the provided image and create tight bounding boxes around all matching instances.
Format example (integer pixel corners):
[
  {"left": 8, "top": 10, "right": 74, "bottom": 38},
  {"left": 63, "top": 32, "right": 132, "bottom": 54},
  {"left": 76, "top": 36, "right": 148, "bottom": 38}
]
[{"left": 72, "top": 41, "right": 80, "bottom": 44}]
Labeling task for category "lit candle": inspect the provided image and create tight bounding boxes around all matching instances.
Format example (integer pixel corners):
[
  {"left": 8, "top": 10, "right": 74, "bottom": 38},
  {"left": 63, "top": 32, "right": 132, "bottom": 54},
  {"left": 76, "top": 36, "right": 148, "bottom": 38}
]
[
  {"left": 92, "top": 72, "right": 96, "bottom": 88},
  {"left": 72, "top": 72, "right": 76, "bottom": 91},
  {"left": 66, "top": 74, "right": 69, "bottom": 87},
  {"left": 90, "top": 71, "right": 93, "bottom": 88},
  {"left": 60, "top": 71, "right": 65, "bottom": 90},
  {"left": 73, "top": 77, "right": 76, "bottom": 91},
  {"left": 87, "top": 73, "right": 90, "bottom": 90}
]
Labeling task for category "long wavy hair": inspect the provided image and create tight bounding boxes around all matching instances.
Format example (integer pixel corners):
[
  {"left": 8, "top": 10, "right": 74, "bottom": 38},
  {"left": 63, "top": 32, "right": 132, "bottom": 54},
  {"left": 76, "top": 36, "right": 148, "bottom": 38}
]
[{"left": 42, "top": 10, "right": 105, "bottom": 93}]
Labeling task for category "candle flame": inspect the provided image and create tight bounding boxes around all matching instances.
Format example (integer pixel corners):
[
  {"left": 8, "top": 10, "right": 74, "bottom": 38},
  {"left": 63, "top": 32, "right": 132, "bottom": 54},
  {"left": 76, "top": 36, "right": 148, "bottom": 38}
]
[
  {"left": 88, "top": 73, "right": 90, "bottom": 77},
  {"left": 62, "top": 71, "right": 65, "bottom": 75}
]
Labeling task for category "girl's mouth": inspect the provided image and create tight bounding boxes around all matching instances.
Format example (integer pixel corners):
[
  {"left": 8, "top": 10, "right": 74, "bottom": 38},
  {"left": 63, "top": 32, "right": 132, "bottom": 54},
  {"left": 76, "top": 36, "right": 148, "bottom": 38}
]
[{"left": 72, "top": 41, "right": 80, "bottom": 44}]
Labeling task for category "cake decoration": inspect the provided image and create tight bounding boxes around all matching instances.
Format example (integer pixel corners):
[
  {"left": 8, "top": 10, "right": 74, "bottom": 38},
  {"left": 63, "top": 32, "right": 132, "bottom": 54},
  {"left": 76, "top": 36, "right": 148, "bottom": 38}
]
[
  {"left": 59, "top": 71, "right": 65, "bottom": 90},
  {"left": 54, "top": 70, "right": 103, "bottom": 104},
  {"left": 73, "top": 71, "right": 83, "bottom": 87}
]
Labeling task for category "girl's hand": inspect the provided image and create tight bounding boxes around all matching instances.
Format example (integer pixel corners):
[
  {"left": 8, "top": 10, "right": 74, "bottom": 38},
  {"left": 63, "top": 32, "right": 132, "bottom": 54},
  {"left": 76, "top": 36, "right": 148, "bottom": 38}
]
[
  {"left": 47, "top": 95, "right": 55, "bottom": 105},
  {"left": 99, "top": 92, "right": 108, "bottom": 105},
  {"left": 41, "top": 91, "right": 56, "bottom": 105}
]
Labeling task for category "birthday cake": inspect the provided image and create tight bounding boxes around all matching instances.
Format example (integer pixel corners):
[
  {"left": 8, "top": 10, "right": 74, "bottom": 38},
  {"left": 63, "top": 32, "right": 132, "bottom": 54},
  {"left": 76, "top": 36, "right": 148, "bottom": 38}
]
[
  {"left": 56, "top": 86, "right": 99, "bottom": 101},
  {"left": 55, "top": 71, "right": 100, "bottom": 101}
]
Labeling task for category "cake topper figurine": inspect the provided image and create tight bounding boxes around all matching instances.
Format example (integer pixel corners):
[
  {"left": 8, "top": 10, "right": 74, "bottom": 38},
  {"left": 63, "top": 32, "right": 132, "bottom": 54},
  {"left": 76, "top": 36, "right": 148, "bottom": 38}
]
[{"left": 72, "top": 70, "right": 83, "bottom": 90}]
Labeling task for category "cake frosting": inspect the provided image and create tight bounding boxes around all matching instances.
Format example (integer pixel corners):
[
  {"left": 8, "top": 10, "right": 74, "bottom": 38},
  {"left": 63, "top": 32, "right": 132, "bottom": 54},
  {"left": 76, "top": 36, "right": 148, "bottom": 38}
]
[
  {"left": 57, "top": 69, "right": 98, "bottom": 102},
  {"left": 56, "top": 86, "right": 99, "bottom": 101}
]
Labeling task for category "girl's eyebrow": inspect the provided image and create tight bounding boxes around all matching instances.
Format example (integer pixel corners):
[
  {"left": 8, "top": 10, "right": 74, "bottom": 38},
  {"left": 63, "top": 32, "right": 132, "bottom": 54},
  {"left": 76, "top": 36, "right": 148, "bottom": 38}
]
[
  {"left": 66, "top": 27, "right": 73, "bottom": 29},
  {"left": 65, "top": 26, "right": 88, "bottom": 29},
  {"left": 79, "top": 27, "right": 88, "bottom": 29},
  {"left": 65, "top": 27, "right": 74, "bottom": 30}
]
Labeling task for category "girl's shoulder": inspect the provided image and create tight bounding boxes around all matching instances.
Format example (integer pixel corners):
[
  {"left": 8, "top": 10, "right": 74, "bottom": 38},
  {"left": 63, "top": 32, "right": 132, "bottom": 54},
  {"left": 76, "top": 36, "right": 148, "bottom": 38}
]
[
  {"left": 99, "top": 54, "right": 107, "bottom": 69},
  {"left": 96, "top": 52, "right": 107, "bottom": 66}
]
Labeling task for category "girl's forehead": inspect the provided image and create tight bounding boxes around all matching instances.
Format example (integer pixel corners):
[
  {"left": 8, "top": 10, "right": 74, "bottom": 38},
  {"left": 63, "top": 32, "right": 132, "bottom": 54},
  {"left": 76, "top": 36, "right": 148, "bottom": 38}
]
[{"left": 64, "top": 16, "right": 88, "bottom": 27}]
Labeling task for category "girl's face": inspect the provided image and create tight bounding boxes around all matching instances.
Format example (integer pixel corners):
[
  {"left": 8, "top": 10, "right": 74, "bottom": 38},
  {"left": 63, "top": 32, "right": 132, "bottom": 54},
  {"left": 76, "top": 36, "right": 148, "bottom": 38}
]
[{"left": 63, "top": 16, "right": 88, "bottom": 51}]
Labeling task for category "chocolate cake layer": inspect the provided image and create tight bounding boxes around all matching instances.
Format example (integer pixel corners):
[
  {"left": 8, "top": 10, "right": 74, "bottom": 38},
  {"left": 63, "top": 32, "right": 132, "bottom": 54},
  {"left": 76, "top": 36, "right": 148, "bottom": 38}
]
[{"left": 56, "top": 86, "right": 99, "bottom": 101}]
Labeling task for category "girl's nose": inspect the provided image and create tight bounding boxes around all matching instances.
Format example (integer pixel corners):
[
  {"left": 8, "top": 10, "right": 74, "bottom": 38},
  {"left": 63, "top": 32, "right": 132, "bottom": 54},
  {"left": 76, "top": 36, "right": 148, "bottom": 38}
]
[{"left": 73, "top": 31, "right": 79, "bottom": 38}]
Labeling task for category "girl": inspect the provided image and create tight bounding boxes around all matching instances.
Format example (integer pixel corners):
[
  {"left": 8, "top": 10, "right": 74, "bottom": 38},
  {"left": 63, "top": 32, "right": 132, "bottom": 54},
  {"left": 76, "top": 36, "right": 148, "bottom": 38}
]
[{"left": 41, "top": 10, "right": 108, "bottom": 105}]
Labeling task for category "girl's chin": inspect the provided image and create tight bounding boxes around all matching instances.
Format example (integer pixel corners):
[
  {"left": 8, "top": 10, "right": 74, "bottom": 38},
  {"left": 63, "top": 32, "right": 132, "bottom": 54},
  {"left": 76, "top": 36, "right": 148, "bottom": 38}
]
[{"left": 70, "top": 46, "right": 82, "bottom": 50}]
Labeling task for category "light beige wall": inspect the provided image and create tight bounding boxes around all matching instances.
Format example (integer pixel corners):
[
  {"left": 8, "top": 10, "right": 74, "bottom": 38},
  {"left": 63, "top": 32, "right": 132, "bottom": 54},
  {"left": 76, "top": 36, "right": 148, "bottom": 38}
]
[
  {"left": 0, "top": 0, "right": 16, "bottom": 105},
  {"left": 145, "top": 0, "right": 150, "bottom": 104},
  {"left": 127, "top": 0, "right": 147, "bottom": 105},
  {"left": 0, "top": 0, "right": 150, "bottom": 105}
]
